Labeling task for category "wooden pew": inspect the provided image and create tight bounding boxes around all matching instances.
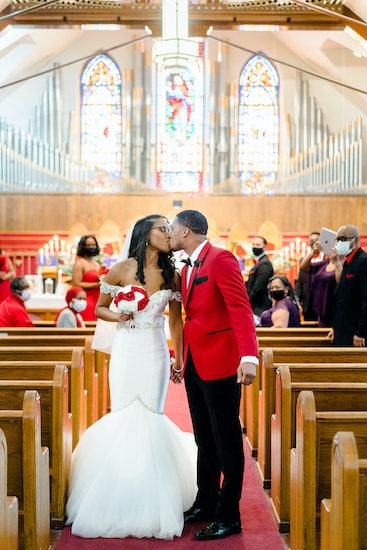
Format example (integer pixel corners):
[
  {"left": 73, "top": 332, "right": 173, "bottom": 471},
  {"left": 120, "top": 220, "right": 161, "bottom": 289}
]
[
  {"left": 0, "top": 390, "right": 50, "bottom": 550},
  {"left": 0, "top": 335, "right": 99, "bottom": 428},
  {"left": 0, "top": 346, "right": 86, "bottom": 449},
  {"left": 257, "top": 347, "right": 367, "bottom": 490},
  {"left": 290, "top": 391, "right": 367, "bottom": 550},
  {"left": 256, "top": 327, "right": 331, "bottom": 338},
  {"left": 320, "top": 431, "right": 367, "bottom": 550},
  {"left": 0, "top": 328, "right": 95, "bottom": 336},
  {"left": 0, "top": 428, "right": 18, "bottom": 550},
  {"left": 0, "top": 364, "right": 71, "bottom": 526},
  {"left": 0, "top": 362, "right": 72, "bottom": 525},
  {"left": 272, "top": 365, "right": 367, "bottom": 532},
  {"left": 244, "top": 335, "right": 332, "bottom": 457}
]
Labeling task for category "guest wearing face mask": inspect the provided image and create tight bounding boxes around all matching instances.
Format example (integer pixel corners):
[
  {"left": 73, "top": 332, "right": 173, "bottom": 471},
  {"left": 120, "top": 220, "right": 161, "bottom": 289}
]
[
  {"left": 299, "top": 238, "right": 337, "bottom": 327},
  {"left": 56, "top": 287, "right": 87, "bottom": 328},
  {"left": 0, "top": 277, "right": 34, "bottom": 327},
  {"left": 72, "top": 235, "right": 102, "bottom": 321},
  {"left": 331, "top": 224, "right": 367, "bottom": 347},
  {"left": 294, "top": 231, "right": 322, "bottom": 322},
  {"left": 260, "top": 275, "right": 300, "bottom": 328},
  {"left": 245, "top": 236, "right": 274, "bottom": 322}
]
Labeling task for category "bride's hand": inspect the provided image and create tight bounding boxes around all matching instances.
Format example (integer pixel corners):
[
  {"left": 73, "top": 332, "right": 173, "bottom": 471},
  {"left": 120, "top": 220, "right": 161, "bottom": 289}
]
[
  {"left": 170, "top": 362, "right": 183, "bottom": 384},
  {"left": 118, "top": 312, "right": 134, "bottom": 322}
]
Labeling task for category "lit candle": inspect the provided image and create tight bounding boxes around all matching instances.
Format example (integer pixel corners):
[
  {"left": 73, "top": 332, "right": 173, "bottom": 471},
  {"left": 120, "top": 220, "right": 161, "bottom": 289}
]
[
  {"left": 54, "top": 235, "right": 59, "bottom": 252},
  {"left": 49, "top": 239, "right": 54, "bottom": 255},
  {"left": 57, "top": 268, "right": 63, "bottom": 285},
  {"left": 38, "top": 248, "right": 44, "bottom": 265},
  {"left": 284, "top": 246, "right": 290, "bottom": 263},
  {"left": 71, "top": 246, "right": 76, "bottom": 263},
  {"left": 289, "top": 242, "right": 295, "bottom": 258},
  {"left": 301, "top": 242, "right": 307, "bottom": 258},
  {"left": 295, "top": 237, "right": 301, "bottom": 255},
  {"left": 60, "top": 239, "right": 66, "bottom": 253},
  {"left": 279, "top": 249, "right": 285, "bottom": 266}
]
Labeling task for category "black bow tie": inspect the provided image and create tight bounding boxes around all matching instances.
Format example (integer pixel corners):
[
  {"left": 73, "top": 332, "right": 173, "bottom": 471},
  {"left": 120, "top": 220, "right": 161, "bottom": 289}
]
[{"left": 181, "top": 257, "right": 192, "bottom": 266}]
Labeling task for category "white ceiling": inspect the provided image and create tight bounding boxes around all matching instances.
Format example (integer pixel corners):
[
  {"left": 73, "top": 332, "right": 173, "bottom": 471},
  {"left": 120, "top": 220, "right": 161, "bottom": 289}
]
[{"left": 1, "top": 1, "right": 367, "bottom": 102}]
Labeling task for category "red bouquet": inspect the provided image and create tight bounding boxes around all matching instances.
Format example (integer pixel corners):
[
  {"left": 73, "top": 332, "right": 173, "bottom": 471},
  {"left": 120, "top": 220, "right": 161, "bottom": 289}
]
[{"left": 114, "top": 285, "right": 149, "bottom": 313}]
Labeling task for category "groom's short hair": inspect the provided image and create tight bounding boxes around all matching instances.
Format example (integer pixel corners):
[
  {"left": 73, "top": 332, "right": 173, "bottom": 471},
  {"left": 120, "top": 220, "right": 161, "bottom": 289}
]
[{"left": 176, "top": 210, "right": 208, "bottom": 236}]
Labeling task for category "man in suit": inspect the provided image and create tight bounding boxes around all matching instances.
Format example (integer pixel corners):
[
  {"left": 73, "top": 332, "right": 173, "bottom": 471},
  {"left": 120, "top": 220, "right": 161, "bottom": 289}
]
[
  {"left": 332, "top": 224, "right": 367, "bottom": 347},
  {"left": 169, "top": 210, "right": 258, "bottom": 541},
  {"left": 245, "top": 235, "right": 274, "bottom": 319}
]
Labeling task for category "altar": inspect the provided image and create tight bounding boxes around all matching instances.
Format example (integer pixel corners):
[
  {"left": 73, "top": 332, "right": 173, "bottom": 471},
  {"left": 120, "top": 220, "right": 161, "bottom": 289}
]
[{"left": 25, "top": 293, "right": 67, "bottom": 321}]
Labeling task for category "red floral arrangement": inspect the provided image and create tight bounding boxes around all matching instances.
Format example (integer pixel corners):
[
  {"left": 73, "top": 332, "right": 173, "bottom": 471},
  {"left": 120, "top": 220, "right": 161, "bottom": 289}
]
[{"left": 113, "top": 285, "right": 149, "bottom": 313}]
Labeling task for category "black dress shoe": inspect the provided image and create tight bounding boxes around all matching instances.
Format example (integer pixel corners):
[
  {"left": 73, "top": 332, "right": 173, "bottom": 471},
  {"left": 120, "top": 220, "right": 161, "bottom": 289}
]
[
  {"left": 194, "top": 521, "right": 242, "bottom": 540},
  {"left": 183, "top": 506, "right": 213, "bottom": 524}
]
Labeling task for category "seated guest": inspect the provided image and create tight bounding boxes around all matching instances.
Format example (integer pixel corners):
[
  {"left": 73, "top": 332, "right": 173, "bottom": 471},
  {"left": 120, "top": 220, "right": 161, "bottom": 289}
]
[
  {"left": 260, "top": 275, "right": 300, "bottom": 328},
  {"left": 0, "top": 277, "right": 34, "bottom": 327},
  {"left": 56, "top": 286, "right": 87, "bottom": 328}
]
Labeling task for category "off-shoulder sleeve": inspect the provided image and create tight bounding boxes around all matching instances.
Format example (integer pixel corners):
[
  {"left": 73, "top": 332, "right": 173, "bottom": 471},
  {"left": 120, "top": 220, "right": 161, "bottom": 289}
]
[
  {"left": 170, "top": 291, "right": 182, "bottom": 302},
  {"left": 100, "top": 281, "right": 120, "bottom": 297}
]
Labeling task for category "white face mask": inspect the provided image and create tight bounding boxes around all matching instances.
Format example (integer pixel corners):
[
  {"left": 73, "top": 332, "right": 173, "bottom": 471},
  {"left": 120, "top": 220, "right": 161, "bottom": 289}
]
[
  {"left": 71, "top": 299, "right": 87, "bottom": 313},
  {"left": 20, "top": 289, "right": 32, "bottom": 302},
  {"left": 335, "top": 239, "right": 354, "bottom": 256}
]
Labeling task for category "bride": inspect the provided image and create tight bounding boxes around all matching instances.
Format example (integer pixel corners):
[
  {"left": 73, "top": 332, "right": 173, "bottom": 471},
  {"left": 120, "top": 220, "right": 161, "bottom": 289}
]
[{"left": 65, "top": 214, "right": 197, "bottom": 539}]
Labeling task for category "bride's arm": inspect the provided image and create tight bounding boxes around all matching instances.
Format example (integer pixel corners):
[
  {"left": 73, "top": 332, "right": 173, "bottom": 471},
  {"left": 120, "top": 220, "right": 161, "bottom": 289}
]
[
  {"left": 169, "top": 272, "right": 183, "bottom": 382},
  {"left": 94, "top": 261, "right": 132, "bottom": 322}
]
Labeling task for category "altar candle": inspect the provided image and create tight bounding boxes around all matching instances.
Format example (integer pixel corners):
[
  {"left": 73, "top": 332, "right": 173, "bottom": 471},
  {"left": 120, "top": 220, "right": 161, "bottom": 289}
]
[
  {"left": 301, "top": 242, "right": 307, "bottom": 257},
  {"left": 38, "top": 248, "right": 44, "bottom": 265},
  {"left": 44, "top": 243, "right": 49, "bottom": 258},
  {"left": 57, "top": 268, "right": 63, "bottom": 286},
  {"left": 54, "top": 235, "right": 59, "bottom": 252},
  {"left": 284, "top": 246, "right": 289, "bottom": 263},
  {"left": 295, "top": 237, "right": 301, "bottom": 254},
  {"left": 60, "top": 239, "right": 66, "bottom": 253},
  {"left": 289, "top": 242, "right": 295, "bottom": 258},
  {"left": 49, "top": 239, "right": 54, "bottom": 255},
  {"left": 279, "top": 249, "right": 285, "bottom": 266}
]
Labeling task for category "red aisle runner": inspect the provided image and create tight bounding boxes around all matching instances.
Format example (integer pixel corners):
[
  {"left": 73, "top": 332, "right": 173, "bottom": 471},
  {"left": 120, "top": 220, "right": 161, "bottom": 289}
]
[{"left": 57, "top": 382, "right": 285, "bottom": 550}]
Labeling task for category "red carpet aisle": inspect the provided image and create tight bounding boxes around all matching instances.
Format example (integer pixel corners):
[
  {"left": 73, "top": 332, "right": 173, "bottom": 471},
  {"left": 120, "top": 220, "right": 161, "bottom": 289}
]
[{"left": 56, "top": 382, "right": 286, "bottom": 550}]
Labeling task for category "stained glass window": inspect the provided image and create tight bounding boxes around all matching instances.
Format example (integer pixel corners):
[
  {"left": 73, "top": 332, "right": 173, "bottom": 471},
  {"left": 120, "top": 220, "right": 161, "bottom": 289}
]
[
  {"left": 81, "top": 54, "right": 122, "bottom": 184},
  {"left": 156, "top": 52, "right": 204, "bottom": 193},
  {"left": 239, "top": 54, "right": 279, "bottom": 194}
]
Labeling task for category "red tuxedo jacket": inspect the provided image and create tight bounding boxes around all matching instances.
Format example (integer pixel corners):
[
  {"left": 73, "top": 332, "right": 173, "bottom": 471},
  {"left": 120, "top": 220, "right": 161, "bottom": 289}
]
[{"left": 181, "top": 242, "right": 258, "bottom": 380}]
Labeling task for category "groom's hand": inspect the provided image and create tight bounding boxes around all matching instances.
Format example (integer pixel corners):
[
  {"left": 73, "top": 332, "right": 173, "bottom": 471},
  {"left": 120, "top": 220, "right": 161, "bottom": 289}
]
[{"left": 237, "top": 362, "right": 256, "bottom": 385}]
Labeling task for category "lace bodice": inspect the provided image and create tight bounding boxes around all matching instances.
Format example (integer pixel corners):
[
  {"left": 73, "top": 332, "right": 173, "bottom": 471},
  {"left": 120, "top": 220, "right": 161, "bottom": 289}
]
[{"left": 100, "top": 282, "right": 181, "bottom": 331}]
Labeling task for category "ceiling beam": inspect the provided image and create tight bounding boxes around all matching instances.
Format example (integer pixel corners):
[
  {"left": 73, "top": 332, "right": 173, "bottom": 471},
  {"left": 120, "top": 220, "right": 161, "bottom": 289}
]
[{"left": 0, "top": 1, "right": 350, "bottom": 35}]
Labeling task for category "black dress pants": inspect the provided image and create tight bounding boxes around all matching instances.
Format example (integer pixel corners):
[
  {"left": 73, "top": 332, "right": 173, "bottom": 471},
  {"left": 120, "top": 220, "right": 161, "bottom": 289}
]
[{"left": 184, "top": 350, "right": 244, "bottom": 523}]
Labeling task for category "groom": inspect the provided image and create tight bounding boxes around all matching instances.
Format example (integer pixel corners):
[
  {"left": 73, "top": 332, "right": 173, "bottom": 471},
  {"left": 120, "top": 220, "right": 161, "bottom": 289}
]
[{"left": 169, "top": 210, "right": 258, "bottom": 541}]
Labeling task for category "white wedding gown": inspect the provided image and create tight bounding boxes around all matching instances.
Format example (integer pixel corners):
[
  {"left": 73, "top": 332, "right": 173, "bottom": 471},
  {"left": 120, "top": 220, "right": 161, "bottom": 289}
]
[{"left": 66, "top": 285, "right": 197, "bottom": 539}]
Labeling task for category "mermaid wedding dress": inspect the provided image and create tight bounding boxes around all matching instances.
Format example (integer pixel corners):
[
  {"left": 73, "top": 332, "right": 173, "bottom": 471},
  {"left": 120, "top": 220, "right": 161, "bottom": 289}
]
[{"left": 66, "top": 284, "right": 197, "bottom": 539}]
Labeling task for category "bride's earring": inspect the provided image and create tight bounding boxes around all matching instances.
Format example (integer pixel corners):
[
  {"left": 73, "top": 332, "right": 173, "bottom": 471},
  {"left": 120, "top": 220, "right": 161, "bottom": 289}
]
[{"left": 146, "top": 239, "right": 149, "bottom": 246}]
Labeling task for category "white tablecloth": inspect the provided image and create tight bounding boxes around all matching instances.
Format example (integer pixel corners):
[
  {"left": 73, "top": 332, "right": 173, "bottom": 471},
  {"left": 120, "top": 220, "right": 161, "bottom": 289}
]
[{"left": 26, "top": 294, "right": 66, "bottom": 310}]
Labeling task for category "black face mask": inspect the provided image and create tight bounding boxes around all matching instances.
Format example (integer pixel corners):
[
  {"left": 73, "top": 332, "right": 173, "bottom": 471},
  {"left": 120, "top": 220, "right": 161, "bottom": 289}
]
[
  {"left": 269, "top": 289, "right": 286, "bottom": 301},
  {"left": 84, "top": 247, "right": 98, "bottom": 256},
  {"left": 252, "top": 247, "right": 264, "bottom": 257}
]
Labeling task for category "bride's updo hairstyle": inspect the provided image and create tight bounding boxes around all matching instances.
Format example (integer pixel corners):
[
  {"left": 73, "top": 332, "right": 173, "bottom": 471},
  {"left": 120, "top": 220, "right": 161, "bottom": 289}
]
[{"left": 129, "top": 214, "right": 176, "bottom": 290}]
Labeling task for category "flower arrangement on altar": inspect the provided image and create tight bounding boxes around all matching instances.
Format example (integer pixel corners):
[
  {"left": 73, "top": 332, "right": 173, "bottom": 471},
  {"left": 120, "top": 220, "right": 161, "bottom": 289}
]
[{"left": 114, "top": 285, "right": 149, "bottom": 314}]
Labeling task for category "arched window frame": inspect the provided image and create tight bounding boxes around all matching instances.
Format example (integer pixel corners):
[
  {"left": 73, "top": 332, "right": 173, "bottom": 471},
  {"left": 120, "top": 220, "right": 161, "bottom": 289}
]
[
  {"left": 238, "top": 54, "right": 279, "bottom": 195},
  {"left": 80, "top": 53, "right": 123, "bottom": 189}
]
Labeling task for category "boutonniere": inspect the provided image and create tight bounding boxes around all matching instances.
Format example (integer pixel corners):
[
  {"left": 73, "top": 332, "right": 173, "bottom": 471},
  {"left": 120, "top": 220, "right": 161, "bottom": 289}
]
[{"left": 114, "top": 285, "right": 149, "bottom": 313}]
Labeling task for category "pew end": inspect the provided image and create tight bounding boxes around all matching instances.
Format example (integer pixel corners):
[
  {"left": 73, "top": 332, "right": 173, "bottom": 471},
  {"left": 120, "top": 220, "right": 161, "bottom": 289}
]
[{"left": 0, "top": 428, "right": 18, "bottom": 550}]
